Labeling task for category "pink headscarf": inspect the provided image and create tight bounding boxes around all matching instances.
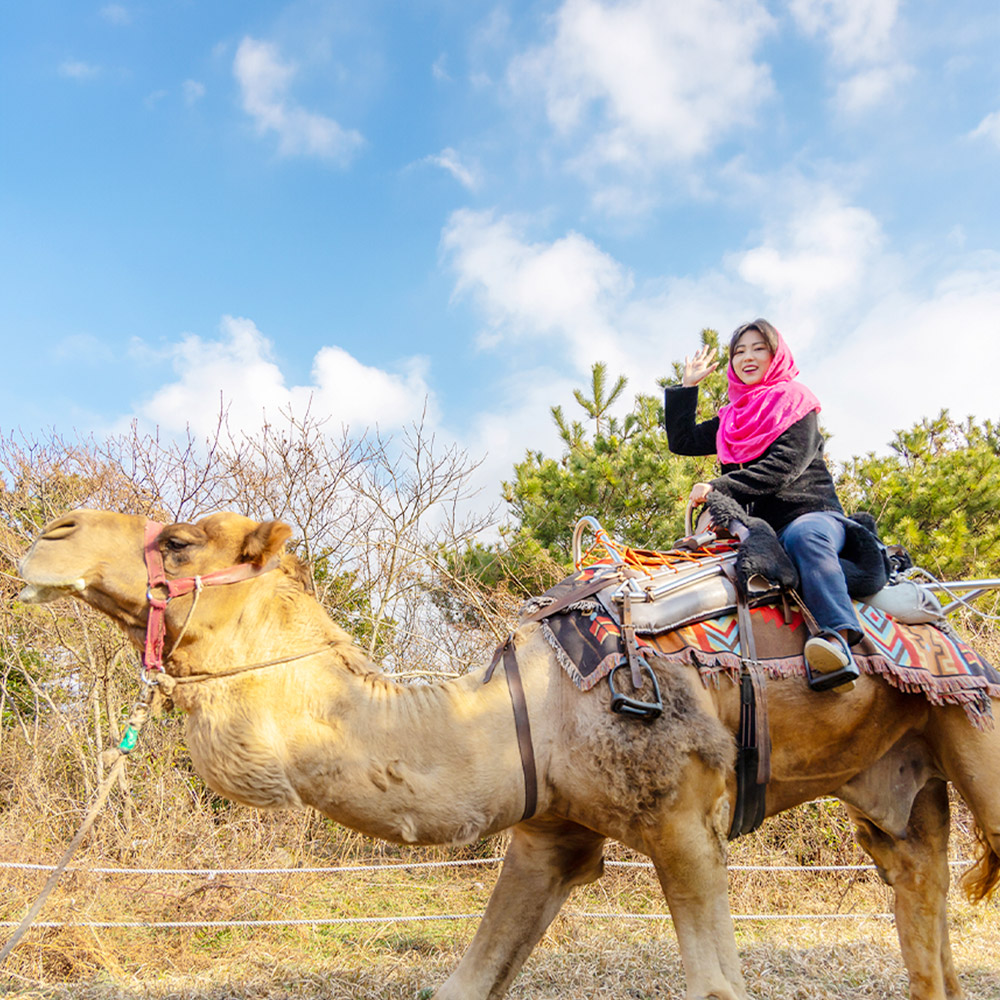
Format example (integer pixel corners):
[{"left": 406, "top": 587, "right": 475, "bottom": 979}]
[{"left": 716, "top": 327, "right": 821, "bottom": 464}]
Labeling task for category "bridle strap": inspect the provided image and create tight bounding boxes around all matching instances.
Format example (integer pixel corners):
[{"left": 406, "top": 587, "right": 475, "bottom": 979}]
[
  {"left": 143, "top": 521, "right": 169, "bottom": 673},
  {"left": 141, "top": 519, "right": 280, "bottom": 673}
]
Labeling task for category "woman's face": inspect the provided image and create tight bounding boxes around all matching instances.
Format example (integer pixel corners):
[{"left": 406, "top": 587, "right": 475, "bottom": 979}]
[{"left": 731, "top": 328, "right": 774, "bottom": 385}]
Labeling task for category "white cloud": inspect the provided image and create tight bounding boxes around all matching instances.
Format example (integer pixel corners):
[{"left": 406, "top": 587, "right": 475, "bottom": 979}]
[
  {"left": 788, "top": 0, "right": 900, "bottom": 66},
  {"left": 183, "top": 79, "right": 206, "bottom": 105},
  {"left": 788, "top": 0, "right": 911, "bottom": 113},
  {"left": 308, "top": 346, "right": 433, "bottom": 429},
  {"left": 442, "top": 208, "right": 633, "bottom": 364},
  {"left": 59, "top": 60, "right": 101, "bottom": 80},
  {"left": 100, "top": 4, "right": 131, "bottom": 26},
  {"left": 834, "top": 63, "right": 913, "bottom": 115},
  {"left": 509, "top": 0, "right": 775, "bottom": 169},
  {"left": 732, "top": 189, "right": 886, "bottom": 345},
  {"left": 423, "top": 148, "right": 481, "bottom": 190},
  {"left": 969, "top": 109, "right": 1000, "bottom": 149},
  {"left": 813, "top": 259, "right": 1000, "bottom": 458},
  {"left": 137, "top": 316, "right": 433, "bottom": 439},
  {"left": 431, "top": 54, "right": 451, "bottom": 82},
  {"left": 438, "top": 209, "right": 752, "bottom": 505},
  {"left": 442, "top": 195, "right": 884, "bottom": 373},
  {"left": 460, "top": 371, "right": 577, "bottom": 502},
  {"left": 233, "top": 37, "right": 364, "bottom": 164}
]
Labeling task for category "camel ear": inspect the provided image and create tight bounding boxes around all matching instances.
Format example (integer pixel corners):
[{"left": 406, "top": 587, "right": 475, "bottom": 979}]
[{"left": 241, "top": 520, "right": 293, "bottom": 567}]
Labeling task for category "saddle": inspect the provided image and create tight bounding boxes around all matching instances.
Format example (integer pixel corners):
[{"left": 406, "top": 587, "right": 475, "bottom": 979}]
[
  {"left": 513, "top": 510, "right": 968, "bottom": 839},
  {"left": 561, "top": 525, "right": 779, "bottom": 839}
]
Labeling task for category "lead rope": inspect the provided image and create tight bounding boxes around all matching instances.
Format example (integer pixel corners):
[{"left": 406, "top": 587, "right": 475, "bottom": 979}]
[
  {"left": 0, "top": 686, "right": 156, "bottom": 968},
  {"left": 167, "top": 577, "right": 203, "bottom": 658}
]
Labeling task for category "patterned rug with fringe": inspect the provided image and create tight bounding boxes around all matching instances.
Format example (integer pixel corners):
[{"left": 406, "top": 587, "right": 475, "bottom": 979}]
[{"left": 539, "top": 591, "right": 1000, "bottom": 729}]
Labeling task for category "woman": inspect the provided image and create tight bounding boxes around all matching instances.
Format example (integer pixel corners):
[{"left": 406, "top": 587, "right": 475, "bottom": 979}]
[{"left": 663, "top": 319, "right": 860, "bottom": 693}]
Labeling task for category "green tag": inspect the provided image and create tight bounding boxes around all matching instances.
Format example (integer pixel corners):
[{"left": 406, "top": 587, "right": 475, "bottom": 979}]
[{"left": 118, "top": 726, "right": 139, "bottom": 753}]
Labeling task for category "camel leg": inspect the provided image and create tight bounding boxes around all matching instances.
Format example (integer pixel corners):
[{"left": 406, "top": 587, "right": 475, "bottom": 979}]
[
  {"left": 846, "top": 778, "right": 962, "bottom": 1000},
  {"left": 433, "top": 817, "right": 605, "bottom": 1000},
  {"left": 929, "top": 705, "right": 1000, "bottom": 903},
  {"left": 647, "top": 762, "right": 747, "bottom": 1000}
]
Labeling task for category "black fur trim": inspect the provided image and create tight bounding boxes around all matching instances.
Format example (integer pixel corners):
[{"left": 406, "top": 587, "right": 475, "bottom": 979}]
[
  {"left": 706, "top": 494, "right": 890, "bottom": 598},
  {"left": 841, "top": 514, "right": 890, "bottom": 597},
  {"left": 705, "top": 492, "right": 750, "bottom": 531},
  {"left": 705, "top": 493, "right": 800, "bottom": 594}
]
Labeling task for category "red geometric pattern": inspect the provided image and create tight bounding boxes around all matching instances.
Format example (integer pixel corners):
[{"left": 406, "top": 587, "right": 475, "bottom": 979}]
[
  {"left": 689, "top": 616, "right": 741, "bottom": 654},
  {"left": 588, "top": 614, "right": 620, "bottom": 644},
  {"left": 655, "top": 599, "right": 999, "bottom": 727}
]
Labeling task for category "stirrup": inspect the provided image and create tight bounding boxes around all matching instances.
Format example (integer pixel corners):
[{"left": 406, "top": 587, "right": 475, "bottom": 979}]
[
  {"left": 806, "top": 661, "right": 859, "bottom": 691},
  {"left": 608, "top": 660, "right": 663, "bottom": 721},
  {"left": 804, "top": 631, "right": 860, "bottom": 692}
]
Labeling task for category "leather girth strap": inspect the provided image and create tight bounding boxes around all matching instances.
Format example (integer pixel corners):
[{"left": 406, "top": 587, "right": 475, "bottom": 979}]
[
  {"left": 483, "top": 570, "right": 624, "bottom": 820},
  {"left": 503, "top": 642, "right": 538, "bottom": 822},
  {"left": 724, "top": 568, "right": 772, "bottom": 840},
  {"left": 485, "top": 636, "right": 538, "bottom": 823}
]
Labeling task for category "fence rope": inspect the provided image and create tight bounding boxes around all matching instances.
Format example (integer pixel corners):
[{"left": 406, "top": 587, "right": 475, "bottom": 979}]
[
  {"left": 0, "top": 858, "right": 506, "bottom": 876},
  {"left": 0, "top": 858, "right": 972, "bottom": 875},
  {"left": 0, "top": 911, "right": 896, "bottom": 930},
  {"left": 2, "top": 855, "right": 975, "bottom": 933}
]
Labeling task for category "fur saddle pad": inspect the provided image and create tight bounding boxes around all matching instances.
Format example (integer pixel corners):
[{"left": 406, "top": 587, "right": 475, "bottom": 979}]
[{"left": 529, "top": 572, "right": 1000, "bottom": 730}]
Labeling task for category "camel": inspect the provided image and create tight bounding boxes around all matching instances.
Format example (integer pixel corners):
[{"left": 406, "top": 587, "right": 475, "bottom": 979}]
[{"left": 16, "top": 508, "right": 1000, "bottom": 1000}]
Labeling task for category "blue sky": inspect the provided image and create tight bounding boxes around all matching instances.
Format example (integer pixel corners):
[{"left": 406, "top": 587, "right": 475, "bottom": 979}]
[{"left": 2, "top": 0, "right": 999, "bottom": 508}]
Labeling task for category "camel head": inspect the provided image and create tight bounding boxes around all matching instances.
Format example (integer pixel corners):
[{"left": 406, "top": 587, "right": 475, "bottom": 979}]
[{"left": 18, "top": 509, "right": 297, "bottom": 661}]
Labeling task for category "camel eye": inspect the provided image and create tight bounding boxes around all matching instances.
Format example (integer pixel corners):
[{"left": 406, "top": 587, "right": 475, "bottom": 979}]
[{"left": 165, "top": 537, "right": 192, "bottom": 553}]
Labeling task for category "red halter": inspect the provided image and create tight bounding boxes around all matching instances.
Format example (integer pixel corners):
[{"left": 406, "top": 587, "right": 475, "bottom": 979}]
[{"left": 142, "top": 520, "right": 279, "bottom": 673}]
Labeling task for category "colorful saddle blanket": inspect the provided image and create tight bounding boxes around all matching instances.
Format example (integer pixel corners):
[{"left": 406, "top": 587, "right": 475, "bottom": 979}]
[{"left": 535, "top": 569, "right": 1000, "bottom": 729}]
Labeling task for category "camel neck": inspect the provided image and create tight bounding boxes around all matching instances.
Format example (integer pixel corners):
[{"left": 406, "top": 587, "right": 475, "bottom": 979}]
[{"left": 180, "top": 651, "right": 533, "bottom": 846}]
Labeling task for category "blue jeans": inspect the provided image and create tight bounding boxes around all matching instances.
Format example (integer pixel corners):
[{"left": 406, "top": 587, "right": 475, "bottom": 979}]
[{"left": 778, "top": 512, "right": 862, "bottom": 645}]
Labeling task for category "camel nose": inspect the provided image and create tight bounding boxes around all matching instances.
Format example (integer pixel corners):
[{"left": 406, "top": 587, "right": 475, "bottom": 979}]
[{"left": 17, "top": 514, "right": 89, "bottom": 601}]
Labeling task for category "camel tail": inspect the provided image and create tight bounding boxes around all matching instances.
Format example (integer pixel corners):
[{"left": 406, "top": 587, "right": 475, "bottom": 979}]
[{"left": 962, "top": 823, "right": 1000, "bottom": 902}]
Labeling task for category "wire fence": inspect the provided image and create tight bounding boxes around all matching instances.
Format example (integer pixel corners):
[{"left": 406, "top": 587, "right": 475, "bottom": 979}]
[{"left": 0, "top": 855, "right": 975, "bottom": 930}]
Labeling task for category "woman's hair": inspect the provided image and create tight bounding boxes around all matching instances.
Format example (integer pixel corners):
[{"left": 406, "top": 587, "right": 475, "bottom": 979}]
[{"left": 728, "top": 318, "right": 779, "bottom": 361}]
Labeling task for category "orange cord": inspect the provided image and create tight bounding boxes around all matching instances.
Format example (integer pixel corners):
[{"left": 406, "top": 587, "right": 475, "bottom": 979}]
[{"left": 577, "top": 527, "right": 736, "bottom": 574}]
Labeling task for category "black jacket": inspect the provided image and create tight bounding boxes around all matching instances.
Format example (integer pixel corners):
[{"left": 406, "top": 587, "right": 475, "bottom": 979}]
[{"left": 663, "top": 384, "right": 844, "bottom": 532}]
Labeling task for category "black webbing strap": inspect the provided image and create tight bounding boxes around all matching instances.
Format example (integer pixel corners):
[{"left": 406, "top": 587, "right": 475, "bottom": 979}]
[
  {"left": 736, "top": 594, "right": 771, "bottom": 786},
  {"left": 723, "top": 567, "right": 772, "bottom": 840}
]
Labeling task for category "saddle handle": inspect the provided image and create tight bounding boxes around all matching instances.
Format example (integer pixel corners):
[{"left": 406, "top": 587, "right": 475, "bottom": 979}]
[
  {"left": 572, "top": 515, "right": 623, "bottom": 569},
  {"left": 685, "top": 497, "right": 750, "bottom": 544},
  {"left": 684, "top": 499, "right": 698, "bottom": 537}
]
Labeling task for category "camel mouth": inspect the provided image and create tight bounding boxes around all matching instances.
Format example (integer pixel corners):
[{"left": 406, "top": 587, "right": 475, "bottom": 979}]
[{"left": 18, "top": 577, "right": 87, "bottom": 604}]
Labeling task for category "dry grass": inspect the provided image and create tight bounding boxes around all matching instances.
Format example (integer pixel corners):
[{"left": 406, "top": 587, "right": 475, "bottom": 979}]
[
  {"left": 2, "top": 909, "right": 999, "bottom": 1000},
  {"left": 2, "top": 799, "right": 999, "bottom": 1000}
]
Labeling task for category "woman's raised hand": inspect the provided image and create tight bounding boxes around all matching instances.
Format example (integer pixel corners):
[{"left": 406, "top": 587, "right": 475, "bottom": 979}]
[{"left": 681, "top": 344, "right": 719, "bottom": 387}]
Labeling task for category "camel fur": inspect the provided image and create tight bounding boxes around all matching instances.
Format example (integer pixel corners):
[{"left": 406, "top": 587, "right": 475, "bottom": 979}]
[{"left": 17, "top": 509, "right": 1000, "bottom": 1000}]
